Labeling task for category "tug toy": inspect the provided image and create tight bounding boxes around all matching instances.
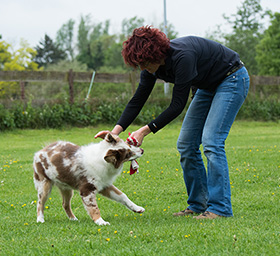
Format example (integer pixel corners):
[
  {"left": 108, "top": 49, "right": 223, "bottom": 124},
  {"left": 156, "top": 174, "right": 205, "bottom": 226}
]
[
  {"left": 126, "top": 133, "right": 140, "bottom": 175},
  {"left": 126, "top": 132, "right": 140, "bottom": 147}
]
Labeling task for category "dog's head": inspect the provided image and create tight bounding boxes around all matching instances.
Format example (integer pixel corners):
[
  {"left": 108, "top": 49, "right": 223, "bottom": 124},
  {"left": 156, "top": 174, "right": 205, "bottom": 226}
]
[{"left": 103, "top": 133, "right": 144, "bottom": 169}]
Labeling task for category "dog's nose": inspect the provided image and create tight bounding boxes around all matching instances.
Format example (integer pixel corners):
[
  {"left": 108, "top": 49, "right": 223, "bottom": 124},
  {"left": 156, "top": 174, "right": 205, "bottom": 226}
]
[{"left": 140, "top": 148, "right": 144, "bottom": 154}]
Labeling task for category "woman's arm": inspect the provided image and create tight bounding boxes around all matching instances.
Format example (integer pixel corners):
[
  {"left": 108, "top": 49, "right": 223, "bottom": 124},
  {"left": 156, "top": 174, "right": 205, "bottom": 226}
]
[{"left": 94, "top": 125, "right": 124, "bottom": 139}]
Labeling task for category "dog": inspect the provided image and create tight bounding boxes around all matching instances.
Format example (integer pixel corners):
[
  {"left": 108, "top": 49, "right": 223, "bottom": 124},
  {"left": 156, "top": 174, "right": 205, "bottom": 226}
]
[{"left": 33, "top": 133, "right": 145, "bottom": 225}]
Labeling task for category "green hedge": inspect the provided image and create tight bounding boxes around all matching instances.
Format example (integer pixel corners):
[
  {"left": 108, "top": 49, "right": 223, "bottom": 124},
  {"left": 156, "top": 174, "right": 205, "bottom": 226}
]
[
  {"left": 0, "top": 98, "right": 279, "bottom": 131},
  {"left": 237, "top": 99, "right": 280, "bottom": 121},
  {"left": 0, "top": 100, "right": 168, "bottom": 131}
]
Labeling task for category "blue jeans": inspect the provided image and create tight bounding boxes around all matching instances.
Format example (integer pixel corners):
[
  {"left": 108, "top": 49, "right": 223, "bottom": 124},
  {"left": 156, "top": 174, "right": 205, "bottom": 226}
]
[{"left": 177, "top": 67, "right": 250, "bottom": 217}]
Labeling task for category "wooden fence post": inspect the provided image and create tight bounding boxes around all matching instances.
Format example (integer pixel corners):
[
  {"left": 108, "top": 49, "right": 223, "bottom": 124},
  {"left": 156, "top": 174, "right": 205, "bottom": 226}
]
[
  {"left": 250, "top": 75, "right": 256, "bottom": 98},
  {"left": 68, "top": 69, "right": 74, "bottom": 104},
  {"left": 20, "top": 81, "right": 25, "bottom": 100}
]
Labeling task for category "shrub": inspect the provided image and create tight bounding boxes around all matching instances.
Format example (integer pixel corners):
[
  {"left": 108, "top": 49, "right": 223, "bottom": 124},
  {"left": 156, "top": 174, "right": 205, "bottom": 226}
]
[
  {"left": 0, "top": 97, "right": 279, "bottom": 131},
  {"left": 0, "top": 104, "right": 15, "bottom": 130},
  {"left": 237, "top": 99, "right": 280, "bottom": 121}
]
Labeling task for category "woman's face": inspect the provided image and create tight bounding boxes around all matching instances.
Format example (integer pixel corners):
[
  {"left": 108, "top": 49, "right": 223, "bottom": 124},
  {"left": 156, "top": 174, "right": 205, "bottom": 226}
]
[{"left": 139, "top": 62, "right": 161, "bottom": 74}]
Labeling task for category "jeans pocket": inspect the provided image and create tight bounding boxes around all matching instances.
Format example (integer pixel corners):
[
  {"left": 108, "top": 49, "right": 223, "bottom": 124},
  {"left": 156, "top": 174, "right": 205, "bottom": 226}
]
[{"left": 221, "top": 74, "right": 238, "bottom": 92}]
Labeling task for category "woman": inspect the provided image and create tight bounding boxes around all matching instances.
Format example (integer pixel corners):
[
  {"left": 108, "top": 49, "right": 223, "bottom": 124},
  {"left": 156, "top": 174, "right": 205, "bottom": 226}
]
[{"left": 95, "top": 26, "right": 250, "bottom": 219}]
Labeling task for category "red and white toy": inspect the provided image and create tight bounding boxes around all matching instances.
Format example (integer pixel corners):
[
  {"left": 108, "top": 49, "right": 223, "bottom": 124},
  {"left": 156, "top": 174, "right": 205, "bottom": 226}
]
[{"left": 126, "top": 133, "right": 140, "bottom": 175}]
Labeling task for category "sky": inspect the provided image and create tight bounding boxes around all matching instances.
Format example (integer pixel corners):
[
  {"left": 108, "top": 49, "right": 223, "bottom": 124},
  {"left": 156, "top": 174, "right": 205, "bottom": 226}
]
[{"left": 0, "top": 0, "right": 279, "bottom": 49}]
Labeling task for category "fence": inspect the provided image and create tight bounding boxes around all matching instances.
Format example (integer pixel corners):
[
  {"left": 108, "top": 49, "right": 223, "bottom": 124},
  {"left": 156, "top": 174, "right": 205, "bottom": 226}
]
[
  {"left": 0, "top": 70, "right": 279, "bottom": 103},
  {"left": 0, "top": 70, "right": 141, "bottom": 104}
]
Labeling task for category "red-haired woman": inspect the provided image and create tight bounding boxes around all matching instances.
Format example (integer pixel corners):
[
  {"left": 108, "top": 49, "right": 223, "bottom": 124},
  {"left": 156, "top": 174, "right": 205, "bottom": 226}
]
[{"left": 95, "top": 26, "right": 249, "bottom": 219}]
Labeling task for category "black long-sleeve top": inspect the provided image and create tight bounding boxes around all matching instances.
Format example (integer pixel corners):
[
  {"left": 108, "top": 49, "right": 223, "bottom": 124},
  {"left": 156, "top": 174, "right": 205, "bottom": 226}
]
[{"left": 117, "top": 36, "right": 241, "bottom": 133}]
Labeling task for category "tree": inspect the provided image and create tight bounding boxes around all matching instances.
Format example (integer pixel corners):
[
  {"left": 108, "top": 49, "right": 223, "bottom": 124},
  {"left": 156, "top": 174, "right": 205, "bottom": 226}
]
[
  {"left": 0, "top": 40, "right": 12, "bottom": 70},
  {"left": 5, "top": 40, "right": 40, "bottom": 71},
  {"left": 205, "top": 25, "right": 226, "bottom": 44},
  {"left": 91, "top": 20, "right": 110, "bottom": 38},
  {"left": 77, "top": 16, "right": 114, "bottom": 70},
  {"left": 34, "top": 34, "right": 67, "bottom": 68},
  {"left": 121, "top": 16, "right": 145, "bottom": 38},
  {"left": 103, "top": 41, "right": 124, "bottom": 69},
  {"left": 223, "top": 0, "right": 270, "bottom": 74},
  {"left": 88, "top": 20, "right": 111, "bottom": 70},
  {"left": 159, "top": 21, "right": 178, "bottom": 39},
  {"left": 56, "top": 19, "right": 75, "bottom": 61},
  {"left": 77, "top": 15, "right": 93, "bottom": 69},
  {"left": 76, "top": 15, "right": 178, "bottom": 71},
  {"left": 256, "top": 12, "right": 280, "bottom": 75},
  {"left": 0, "top": 39, "right": 42, "bottom": 98},
  {"left": 90, "top": 34, "right": 119, "bottom": 70},
  {"left": 90, "top": 39, "right": 104, "bottom": 69}
]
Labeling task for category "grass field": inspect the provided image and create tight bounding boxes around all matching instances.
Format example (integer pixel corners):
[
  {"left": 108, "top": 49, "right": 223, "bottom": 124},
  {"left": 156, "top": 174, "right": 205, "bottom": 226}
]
[{"left": 0, "top": 121, "right": 279, "bottom": 255}]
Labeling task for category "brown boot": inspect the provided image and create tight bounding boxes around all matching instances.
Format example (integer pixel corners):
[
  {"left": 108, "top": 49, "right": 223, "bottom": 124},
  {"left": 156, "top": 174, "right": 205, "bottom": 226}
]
[
  {"left": 173, "top": 208, "right": 195, "bottom": 217},
  {"left": 193, "top": 211, "right": 222, "bottom": 220}
]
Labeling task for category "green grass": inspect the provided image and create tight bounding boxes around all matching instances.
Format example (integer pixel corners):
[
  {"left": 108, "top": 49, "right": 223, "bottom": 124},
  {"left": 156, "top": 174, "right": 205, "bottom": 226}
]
[{"left": 0, "top": 121, "right": 279, "bottom": 255}]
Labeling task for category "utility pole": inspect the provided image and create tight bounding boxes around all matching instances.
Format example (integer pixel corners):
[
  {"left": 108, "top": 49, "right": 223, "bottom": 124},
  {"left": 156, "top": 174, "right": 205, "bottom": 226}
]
[
  {"left": 163, "top": 0, "right": 169, "bottom": 95},
  {"left": 163, "top": 0, "right": 167, "bottom": 35}
]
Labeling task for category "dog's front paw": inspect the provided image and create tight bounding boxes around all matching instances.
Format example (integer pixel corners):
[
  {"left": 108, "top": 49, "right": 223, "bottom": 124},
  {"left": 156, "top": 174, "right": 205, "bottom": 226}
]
[
  {"left": 37, "top": 216, "right": 45, "bottom": 223},
  {"left": 95, "top": 217, "right": 110, "bottom": 226},
  {"left": 133, "top": 206, "right": 145, "bottom": 213}
]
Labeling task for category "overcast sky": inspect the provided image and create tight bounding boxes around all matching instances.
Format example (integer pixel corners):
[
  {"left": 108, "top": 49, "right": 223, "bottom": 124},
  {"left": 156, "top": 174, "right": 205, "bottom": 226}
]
[{"left": 0, "top": 0, "right": 279, "bottom": 49}]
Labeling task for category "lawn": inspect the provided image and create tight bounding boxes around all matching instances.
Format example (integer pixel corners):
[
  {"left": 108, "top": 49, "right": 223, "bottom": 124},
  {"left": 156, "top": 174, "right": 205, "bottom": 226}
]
[{"left": 0, "top": 121, "right": 279, "bottom": 255}]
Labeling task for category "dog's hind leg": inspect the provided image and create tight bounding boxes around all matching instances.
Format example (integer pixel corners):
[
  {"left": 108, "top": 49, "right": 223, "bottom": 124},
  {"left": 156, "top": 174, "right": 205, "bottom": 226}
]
[
  {"left": 59, "top": 188, "right": 78, "bottom": 221},
  {"left": 35, "top": 179, "right": 53, "bottom": 223},
  {"left": 79, "top": 182, "right": 110, "bottom": 225},
  {"left": 100, "top": 185, "right": 145, "bottom": 213},
  {"left": 34, "top": 161, "right": 53, "bottom": 223}
]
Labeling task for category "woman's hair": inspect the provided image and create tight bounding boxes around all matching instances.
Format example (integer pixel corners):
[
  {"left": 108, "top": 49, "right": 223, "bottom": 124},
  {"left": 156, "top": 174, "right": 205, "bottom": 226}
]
[{"left": 122, "top": 26, "right": 170, "bottom": 68}]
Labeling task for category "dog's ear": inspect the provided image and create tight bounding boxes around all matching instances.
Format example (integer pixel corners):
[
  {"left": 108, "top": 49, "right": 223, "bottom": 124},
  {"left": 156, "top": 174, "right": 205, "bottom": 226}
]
[
  {"left": 104, "top": 133, "right": 118, "bottom": 144},
  {"left": 104, "top": 149, "right": 126, "bottom": 168}
]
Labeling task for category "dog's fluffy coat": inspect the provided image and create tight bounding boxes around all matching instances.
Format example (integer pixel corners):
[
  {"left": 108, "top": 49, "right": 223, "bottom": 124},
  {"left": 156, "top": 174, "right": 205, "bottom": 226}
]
[{"left": 33, "top": 133, "right": 144, "bottom": 225}]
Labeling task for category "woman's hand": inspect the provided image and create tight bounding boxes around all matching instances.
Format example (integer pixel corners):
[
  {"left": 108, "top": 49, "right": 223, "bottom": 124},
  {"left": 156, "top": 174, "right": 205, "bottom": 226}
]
[
  {"left": 94, "top": 130, "right": 111, "bottom": 139},
  {"left": 129, "top": 125, "right": 151, "bottom": 146},
  {"left": 94, "top": 125, "right": 124, "bottom": 139}
]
